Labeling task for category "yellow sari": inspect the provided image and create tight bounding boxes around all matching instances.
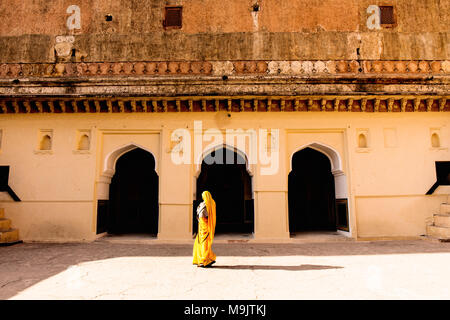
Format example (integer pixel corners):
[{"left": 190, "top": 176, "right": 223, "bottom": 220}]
[{"left": 193, "top": 191, "right": 216, "bottom": 267}]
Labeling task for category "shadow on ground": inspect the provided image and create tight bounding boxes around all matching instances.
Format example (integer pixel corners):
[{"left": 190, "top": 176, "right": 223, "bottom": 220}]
[
  {"left": 1, "top": 239, "right": 449, "bottom": 299},
  {"left": 211, "top": 264, "right": 343, "bottom": 271}
]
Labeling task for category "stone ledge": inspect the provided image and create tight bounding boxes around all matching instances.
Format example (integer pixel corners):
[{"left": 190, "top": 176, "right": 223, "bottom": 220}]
[
  {"left": 0, "top": 60, "right": 448, "bottom": 79},
  {"left": 0, "top": 95, "right": 448, "bottom": 114}
]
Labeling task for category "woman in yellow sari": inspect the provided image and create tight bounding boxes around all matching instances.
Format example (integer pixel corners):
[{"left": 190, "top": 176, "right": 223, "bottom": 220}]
[{"left": 193, "top": 191, "right": 216, "bottom": 268}]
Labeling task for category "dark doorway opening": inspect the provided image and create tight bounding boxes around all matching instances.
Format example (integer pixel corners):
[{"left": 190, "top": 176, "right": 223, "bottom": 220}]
[
  {"left": 288, "top": 147, "right": 336, "bottom": 233},
  {"left": 195, "top": 147, "right": 254, "bottom": 234},
  {"left": 108, "top": 148, "right": 159, "bottom": 235}
]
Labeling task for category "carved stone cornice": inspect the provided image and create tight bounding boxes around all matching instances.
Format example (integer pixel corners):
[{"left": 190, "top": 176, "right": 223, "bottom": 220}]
[
  {"left": 0, "top": 60, "right": 449, "bottom": 79},
  {"left": 0, "top": 95, "right": 448, "bottom": 114}
]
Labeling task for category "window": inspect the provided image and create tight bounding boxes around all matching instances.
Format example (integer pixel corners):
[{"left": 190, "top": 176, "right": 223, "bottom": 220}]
[
  {"left": 380, "top": 6, "right": 395, "bottom": 25},
  {"left": 164, "top": 6, "right": 182, "bottom": 29}
]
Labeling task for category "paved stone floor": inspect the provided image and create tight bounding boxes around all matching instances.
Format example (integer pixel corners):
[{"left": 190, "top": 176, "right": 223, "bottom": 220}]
[{"left": 1, "top": 239, "right": 450, "bottom": 300}]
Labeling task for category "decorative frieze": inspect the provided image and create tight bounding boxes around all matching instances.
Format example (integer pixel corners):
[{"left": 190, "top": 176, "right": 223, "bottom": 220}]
[
  {"left": 0, "top": 60, "right": 448, "bottom": 79},
  {"left": 0, "top": 95, "right": 448, "bottom": 114}
]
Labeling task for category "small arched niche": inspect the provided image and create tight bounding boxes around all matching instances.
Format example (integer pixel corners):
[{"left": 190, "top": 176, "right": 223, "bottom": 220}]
[
  {"left": 40, "top": 135, "right": 52, "bottom": 151},
  {"left": 358, "top": 133, "right": 368, "bottom": 148},
  {"left": 78, "top": 134, "right": 90, "bottom": 150},
  {"left": 97, "top": 143, "right": 158, "bottom": 201},
  {"left": 431, "top": 133, "right": 441, "bottom": 148}
]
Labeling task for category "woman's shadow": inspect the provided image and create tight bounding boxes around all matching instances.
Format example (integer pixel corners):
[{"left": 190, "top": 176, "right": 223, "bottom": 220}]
[{"left": 211, "top": 264, "right": 343, "bottom": 271}]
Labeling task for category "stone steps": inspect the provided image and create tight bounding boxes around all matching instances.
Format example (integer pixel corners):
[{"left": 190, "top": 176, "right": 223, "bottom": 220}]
[
  {"left": 440, "top": 204, "right": 450, "bottom": 214},
  {"left": 0, "top": 208, "right": 22, "bottom": 246},
  {"left": 0, "top": 218, "right": 12, "bottom": 230},
  {"left": 426, "top": 202, "right": 450, "bottom": 242},
  {"left": 426, "top": 225, "right": 450, "bottom": 240},
  {"left": 0, "top": 228, "right": 19, "bottom": 244},
  {"left": 433, "top": 214, "right": 450, "bottom": 228}
]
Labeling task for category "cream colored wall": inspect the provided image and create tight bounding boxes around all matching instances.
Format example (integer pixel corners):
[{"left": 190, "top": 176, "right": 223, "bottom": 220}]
[
  {"left": 0, "top": 112, "right": 449, "bottom": 242},
  {"left": 159, "top": 126, "right": 192, "bottom": 240},
  {"left": 0, "top": 114, "right": 97, "bottom": 241},
  {"left": 347, "top": 113, "right": 450, "bottom": 239}
]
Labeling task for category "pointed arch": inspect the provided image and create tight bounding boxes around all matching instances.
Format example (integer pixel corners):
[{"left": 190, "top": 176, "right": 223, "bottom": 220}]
[
  {"left": 290, "top": 141, "right": 343, "bottom": 175},
  {"left": 194, "top": 143, "right": 254, "bottom": 178},
  {"left": 107, "top": 148, "right": 159, "bottom": 235},
  {"left": 103, "top": 142, "right": 158, "bottom": 177},
  {"left": 195, "top": 144, "right": 254, "bottom": 234},
  {"left": 97, "top": 143, "right": 158, "bottom": 200},
  {"left": 288, "top": 142, "right": 351, "bottom": 234},
  {"left": 290, "top": 141, "right": 347, "bottom": 200},
  {"left": 289, "top": 147, "right": 337, "bottom": 232}
]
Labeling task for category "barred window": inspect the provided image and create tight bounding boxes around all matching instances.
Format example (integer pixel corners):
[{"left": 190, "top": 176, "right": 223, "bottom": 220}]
[
  {"left": 164, "top": 6, "right": 182, "bottom": 29},
  {"left": 380, "top": 6, "right": 395, "bottom": 25}
]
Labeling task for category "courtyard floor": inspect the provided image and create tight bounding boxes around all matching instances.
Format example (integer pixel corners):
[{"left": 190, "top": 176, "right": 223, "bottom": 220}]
[{"left": 1, "top": 237, "right": 450, "bottom": 300}]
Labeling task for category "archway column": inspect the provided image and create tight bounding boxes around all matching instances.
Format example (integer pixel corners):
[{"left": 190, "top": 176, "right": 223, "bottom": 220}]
[
  {"left": 97, "top": 170, "right": 114, "bottom": 201},
  {"left": 157, "top": 127, "right": 192, "bottom": 240},
  {"left": 253, "top": 129, "right": 290, "bottom": 242},
  {"left": 333, "top": 170, "right": 348, "bottom": 199}
]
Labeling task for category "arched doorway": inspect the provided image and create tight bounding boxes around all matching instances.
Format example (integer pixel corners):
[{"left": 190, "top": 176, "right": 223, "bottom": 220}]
[
  {"left": 195, "top": 147, "right": 254, "bottom": 234},
  {"left": 288, "top": 147, "right": 337, "bottom": 232},
  {"left": 107, "top": 148, "right": 159, "bottom": 235}
]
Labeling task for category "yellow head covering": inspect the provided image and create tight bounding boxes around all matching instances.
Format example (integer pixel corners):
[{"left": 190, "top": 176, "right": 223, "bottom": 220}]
[{"left": 202, "top": 191, "right": 216, "bottom": 241}]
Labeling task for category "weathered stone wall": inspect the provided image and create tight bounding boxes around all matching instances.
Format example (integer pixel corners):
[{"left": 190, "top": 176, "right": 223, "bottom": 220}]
[{"left": 0, "top": 0, "right": 448, "bottom": 63}]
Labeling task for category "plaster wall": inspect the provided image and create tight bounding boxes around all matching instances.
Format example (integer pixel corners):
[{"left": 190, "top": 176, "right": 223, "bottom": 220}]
[{"left": 0, "top": 111, "right": 448, "bottom": 242}]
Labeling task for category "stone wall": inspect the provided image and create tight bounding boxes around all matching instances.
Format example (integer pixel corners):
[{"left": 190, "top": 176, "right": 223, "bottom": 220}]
[{"left": 0, "top": 0, "right": 448, "bottom": 63}]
